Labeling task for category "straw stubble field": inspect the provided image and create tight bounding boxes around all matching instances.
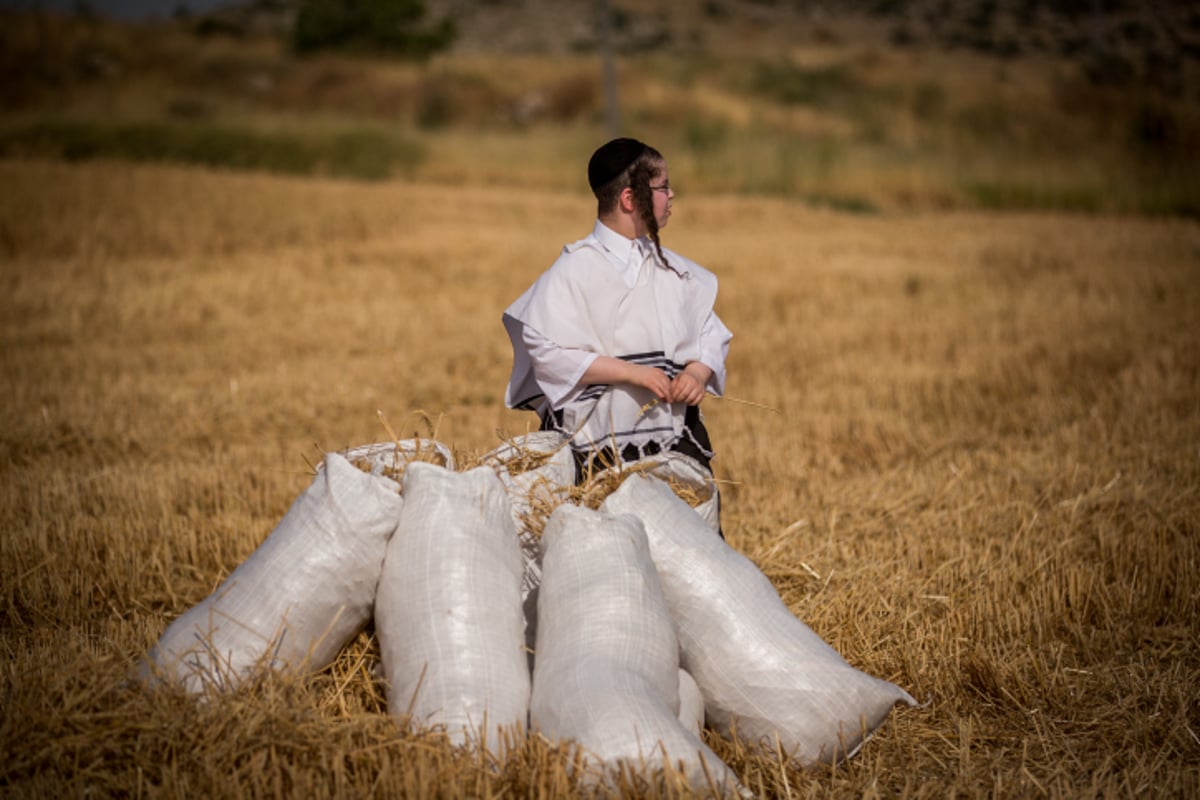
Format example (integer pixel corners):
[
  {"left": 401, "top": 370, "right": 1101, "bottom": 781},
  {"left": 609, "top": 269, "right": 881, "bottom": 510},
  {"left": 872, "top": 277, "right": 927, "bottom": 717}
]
[{"left": 1, "top": 158, "right": 1198, "bottom": 797}]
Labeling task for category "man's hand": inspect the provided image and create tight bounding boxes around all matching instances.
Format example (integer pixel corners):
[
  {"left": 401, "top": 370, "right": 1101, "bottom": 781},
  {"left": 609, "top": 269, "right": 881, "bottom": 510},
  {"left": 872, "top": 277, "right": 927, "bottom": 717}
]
[
  {"left": 631, "top": 363, "right": 671, "bottom": 401},
  {"left": 581, "top": 356, "right": 671, "bottom": 401},
  {"left": 670, "top": 362, "right": 712, "bottom": 406},
  {"left": 581, "top": 356, "right": 709, "bottom": 404}
]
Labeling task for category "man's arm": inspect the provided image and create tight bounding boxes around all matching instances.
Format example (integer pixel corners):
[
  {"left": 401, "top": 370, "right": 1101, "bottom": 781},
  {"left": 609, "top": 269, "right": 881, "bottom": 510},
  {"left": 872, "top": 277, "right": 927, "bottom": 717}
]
[
  {"left": 520, "top": 323, "right": 595, "bottom": 408},
  {"left": 694, "top": 310, "right": 732, "bottom": 395},
  {"left": 581, "top": 356, "right": 673, "bottom": 402},
  {"left": 523, "top": 325, "right": 672, "bottom": 407}
]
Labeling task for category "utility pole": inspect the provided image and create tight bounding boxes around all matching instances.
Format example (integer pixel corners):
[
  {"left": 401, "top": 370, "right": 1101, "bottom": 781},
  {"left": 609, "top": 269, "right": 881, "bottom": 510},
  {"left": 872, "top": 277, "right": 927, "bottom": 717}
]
[{"left": 597, "top": 0, "right": 621, "bottom": 138}]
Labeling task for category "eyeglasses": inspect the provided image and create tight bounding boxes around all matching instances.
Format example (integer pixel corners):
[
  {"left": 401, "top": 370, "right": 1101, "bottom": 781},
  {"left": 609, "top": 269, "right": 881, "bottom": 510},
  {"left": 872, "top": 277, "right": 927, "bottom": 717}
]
[{"left": 650, "top": 182, "right": 672, "bottom": 194}]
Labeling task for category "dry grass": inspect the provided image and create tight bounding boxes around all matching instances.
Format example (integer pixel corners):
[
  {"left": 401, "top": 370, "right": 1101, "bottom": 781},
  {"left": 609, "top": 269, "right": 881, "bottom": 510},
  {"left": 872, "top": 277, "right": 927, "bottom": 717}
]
[
  {"left": 479, "top": 434, "right": 714, "bottom": 540},
  {"left": 1, "top": 157, "right": 1198, "bottom": 797}
]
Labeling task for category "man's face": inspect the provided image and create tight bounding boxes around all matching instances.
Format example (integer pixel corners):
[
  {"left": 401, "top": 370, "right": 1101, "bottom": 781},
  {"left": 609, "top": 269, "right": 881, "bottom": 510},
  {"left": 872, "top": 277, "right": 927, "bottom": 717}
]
[{"left": 650, "top": 164, "right": 674, "bottom": 230}]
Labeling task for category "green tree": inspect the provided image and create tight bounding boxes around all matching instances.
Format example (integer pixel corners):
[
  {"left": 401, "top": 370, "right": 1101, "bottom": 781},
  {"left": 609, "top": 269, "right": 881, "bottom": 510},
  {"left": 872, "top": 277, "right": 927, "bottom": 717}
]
[{"left": 292, "top": 0, "right": 455, "bottom": 58}]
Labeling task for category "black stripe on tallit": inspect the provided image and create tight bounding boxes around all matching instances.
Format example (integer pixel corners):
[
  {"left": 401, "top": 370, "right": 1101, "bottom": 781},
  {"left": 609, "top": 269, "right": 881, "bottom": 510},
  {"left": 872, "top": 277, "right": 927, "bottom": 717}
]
[{"left": 575, "top": 351, "right": 687, "bottom": 401}]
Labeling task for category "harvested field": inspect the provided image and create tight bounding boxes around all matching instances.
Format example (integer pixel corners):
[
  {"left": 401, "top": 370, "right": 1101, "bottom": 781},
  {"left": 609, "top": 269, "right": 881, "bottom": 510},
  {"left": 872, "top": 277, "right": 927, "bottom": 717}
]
[{"left": 1, "top": 157, "right": 1198, "bottom": 797}]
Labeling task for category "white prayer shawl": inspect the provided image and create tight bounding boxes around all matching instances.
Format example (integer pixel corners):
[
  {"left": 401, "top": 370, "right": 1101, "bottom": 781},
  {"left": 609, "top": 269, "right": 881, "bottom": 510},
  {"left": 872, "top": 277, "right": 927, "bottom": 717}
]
[{"left": 504, "top": 226, "right": 729, "bottom": 457}]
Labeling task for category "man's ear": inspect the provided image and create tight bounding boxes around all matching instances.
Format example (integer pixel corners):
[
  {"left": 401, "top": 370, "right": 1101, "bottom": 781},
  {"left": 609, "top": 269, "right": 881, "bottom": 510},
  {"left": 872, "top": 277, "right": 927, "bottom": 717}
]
[{"left": 618, "top": 186, "right": 637, "bottom": 214}]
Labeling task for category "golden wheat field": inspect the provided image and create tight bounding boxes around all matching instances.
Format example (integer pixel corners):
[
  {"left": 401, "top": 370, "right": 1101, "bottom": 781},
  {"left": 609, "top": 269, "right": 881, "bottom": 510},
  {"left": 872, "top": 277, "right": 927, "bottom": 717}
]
[{"left": 1, "top": 153, "right": 1198, "bottom": 797}]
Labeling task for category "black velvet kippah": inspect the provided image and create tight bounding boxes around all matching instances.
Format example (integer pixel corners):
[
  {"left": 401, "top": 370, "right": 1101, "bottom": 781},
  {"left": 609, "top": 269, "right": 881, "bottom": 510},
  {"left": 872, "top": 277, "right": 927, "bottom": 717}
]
[{"left": 587, "top": 137, "right": 648, "bottom": 192}]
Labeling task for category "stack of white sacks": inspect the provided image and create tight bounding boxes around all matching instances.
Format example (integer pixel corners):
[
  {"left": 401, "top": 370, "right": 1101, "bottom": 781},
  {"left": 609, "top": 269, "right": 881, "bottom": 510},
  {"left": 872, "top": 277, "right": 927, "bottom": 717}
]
[{"left": 142, "top": 433, "right": 915, "bottom": 793}]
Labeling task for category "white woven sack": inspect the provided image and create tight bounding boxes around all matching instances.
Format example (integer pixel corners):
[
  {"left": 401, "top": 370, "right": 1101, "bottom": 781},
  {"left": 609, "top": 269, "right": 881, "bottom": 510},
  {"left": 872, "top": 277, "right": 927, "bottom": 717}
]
[
  {"left": 334, "top": 438, "right": 454, "bottom": 476},
  {"left": 678, "top": 668, "right": 705, "bottom": 738},
  {"left": 142, "top": 452, "right": 404, "bottom": 693},
  {"left": 602, "top": 475, "right": 917, "bottom": 767},
  {"left": 530, "top": 504, "right": 741, "bottom": 796},
  {"left": 634, "top": 452, "right": 720, "bottom": 532},
  {"left": 483, "top": 431, "right": 574, "bottom": 533},
  {"left": 482, "top": 431, "right": 575, "bottom": 669},
  {"left": 375, "top": 462, "right": 529, "bottom": 753},
  {"left": 482, "top": 431, "right": 574, "bottom": 594}
]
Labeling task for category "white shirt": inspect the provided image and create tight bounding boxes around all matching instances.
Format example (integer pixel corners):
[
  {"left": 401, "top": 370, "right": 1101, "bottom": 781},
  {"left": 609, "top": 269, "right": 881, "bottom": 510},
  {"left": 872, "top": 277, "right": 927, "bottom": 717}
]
[{"left": 503, "top": 220, "right": 732, "bottom": 453}]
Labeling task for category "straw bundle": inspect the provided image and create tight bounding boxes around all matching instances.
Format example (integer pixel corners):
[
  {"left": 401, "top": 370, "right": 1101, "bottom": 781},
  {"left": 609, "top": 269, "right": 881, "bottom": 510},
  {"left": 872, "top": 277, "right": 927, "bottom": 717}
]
[{"left": 340, "top": 437, "right": 455, "bottom": 484}]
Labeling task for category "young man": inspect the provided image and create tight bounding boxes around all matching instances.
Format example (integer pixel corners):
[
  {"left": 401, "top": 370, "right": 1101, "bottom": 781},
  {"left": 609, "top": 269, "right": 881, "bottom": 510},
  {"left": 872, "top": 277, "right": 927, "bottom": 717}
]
[{"left": 502, "top": 137, "right": 732, "bottom": 482}]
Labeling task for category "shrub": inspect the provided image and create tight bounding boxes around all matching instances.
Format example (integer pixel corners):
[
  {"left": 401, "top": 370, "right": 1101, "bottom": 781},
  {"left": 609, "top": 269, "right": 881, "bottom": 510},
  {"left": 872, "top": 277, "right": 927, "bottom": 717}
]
[
  {"left": 750, "top": 61, "right": 858, "bottom": 108},
  {"left": 962, "top": 180, "right": 1102, "bottom": 213},
  {"left": 0, "top": 118, "right": 424, "bottom": 181},
  {"left": 291, "top": 0, "right": 455, "bottom": 60}
]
